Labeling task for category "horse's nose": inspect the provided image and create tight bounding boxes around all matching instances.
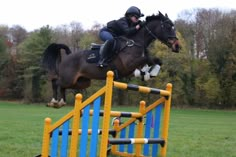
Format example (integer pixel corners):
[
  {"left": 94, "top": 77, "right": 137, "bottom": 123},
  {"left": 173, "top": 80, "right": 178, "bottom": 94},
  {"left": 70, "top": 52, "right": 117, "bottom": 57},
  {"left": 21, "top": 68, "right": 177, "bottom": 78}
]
[{"left": 172, "top": 40, "right": 180, "bottom": 53}]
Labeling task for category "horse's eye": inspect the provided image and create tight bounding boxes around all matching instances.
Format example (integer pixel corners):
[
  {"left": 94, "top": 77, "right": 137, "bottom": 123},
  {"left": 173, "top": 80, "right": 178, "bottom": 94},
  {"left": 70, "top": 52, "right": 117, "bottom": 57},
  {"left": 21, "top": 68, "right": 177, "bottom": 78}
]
[{"left": 166, "top": 24, "right": 172, "bottom": 30}]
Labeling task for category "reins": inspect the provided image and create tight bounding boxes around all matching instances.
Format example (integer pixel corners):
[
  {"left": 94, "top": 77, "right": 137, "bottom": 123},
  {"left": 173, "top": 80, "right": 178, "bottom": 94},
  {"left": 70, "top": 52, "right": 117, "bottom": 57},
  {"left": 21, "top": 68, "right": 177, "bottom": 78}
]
[
  {"left": 144, "top": 25, "right": 159, "bottom": 40},
  {"left": 117, "top": 22, "right": 161, "bottom": 51},
  {"left": 117, "top": 36, "right": 143, "bottom": 52}
]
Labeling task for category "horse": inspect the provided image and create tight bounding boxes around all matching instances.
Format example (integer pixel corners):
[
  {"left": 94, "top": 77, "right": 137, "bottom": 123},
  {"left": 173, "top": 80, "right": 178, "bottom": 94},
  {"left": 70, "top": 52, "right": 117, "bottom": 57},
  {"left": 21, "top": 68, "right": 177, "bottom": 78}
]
[{"left": 42, "top": 11, "right": 180, "bottom": 108}]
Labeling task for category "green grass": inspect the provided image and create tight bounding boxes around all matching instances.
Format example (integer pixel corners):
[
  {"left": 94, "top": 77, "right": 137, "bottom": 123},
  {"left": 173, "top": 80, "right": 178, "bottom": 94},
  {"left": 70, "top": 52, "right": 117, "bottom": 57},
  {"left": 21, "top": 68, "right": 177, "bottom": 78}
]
[
  {"left": 0, "top": 101, "right": 236, "bottom": 157},
  {"left": 168, "top": 109, "right": 236, "bottom": 157}
]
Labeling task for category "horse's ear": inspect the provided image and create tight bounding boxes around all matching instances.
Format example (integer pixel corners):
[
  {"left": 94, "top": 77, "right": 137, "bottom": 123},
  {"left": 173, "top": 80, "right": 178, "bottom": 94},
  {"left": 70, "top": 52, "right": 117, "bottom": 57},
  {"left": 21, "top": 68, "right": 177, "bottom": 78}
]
[
  {"left": 158, "top": 11, "right": 164, "bottom": 17},
  {"left": 165, "top": 13, "right": 168, "bottom": 18}
]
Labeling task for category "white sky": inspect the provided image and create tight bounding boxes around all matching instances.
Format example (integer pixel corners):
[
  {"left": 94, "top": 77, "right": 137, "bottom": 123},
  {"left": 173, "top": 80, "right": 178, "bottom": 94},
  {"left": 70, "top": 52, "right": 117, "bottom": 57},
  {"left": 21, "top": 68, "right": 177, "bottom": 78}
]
[{"left": 1, "top": 0, "right": 236, "bottom": 31}]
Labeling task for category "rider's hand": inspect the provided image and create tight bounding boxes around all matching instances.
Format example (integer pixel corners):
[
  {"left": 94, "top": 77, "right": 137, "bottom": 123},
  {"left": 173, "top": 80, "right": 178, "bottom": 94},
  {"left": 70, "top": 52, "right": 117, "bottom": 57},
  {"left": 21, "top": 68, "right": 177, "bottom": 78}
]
[{"left": 136, "top": 24, "right": 140, "bottom": 30}]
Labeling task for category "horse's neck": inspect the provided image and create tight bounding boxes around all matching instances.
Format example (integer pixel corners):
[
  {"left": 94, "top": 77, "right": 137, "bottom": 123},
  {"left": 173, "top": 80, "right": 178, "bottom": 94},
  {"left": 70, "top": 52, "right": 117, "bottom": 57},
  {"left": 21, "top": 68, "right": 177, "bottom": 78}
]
[
  {"left": 129, "top": 25, "right": 156, "bottom": 48},
  {"left": 115, "top": 24, "right": 160, "bottom": 74},
  {"left": 115, "top": 39, "right": 147, "bottom": 75}
]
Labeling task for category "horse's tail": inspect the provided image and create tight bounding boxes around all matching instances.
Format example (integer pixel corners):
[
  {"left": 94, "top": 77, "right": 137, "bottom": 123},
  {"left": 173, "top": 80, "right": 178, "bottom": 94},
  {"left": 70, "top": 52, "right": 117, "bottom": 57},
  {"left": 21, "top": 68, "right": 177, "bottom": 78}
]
[{"left": 42, "top": 43, "right": 72, "bottom": 75}]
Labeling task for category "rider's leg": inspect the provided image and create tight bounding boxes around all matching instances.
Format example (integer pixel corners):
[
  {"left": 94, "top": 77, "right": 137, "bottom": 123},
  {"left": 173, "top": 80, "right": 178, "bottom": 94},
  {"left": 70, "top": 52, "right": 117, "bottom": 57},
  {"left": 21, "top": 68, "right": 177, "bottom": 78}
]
[
  {"left": 99, "top": 28, "right": 114, "bottom": 42},
  {"left": 97, "top": 29, "right": 115, "bottom": 67},
  {"left": 97, "top": 39, "right": 115, "bottom": 67}
]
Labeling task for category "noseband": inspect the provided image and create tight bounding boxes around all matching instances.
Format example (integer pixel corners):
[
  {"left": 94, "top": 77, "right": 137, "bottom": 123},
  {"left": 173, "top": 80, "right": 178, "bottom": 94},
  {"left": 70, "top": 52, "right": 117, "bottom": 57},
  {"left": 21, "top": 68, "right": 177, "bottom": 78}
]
[
  {"left": 144, "top": 18, "right": 177, "bottom": 40},
  {"left": 144, "top": 22, "right": 177, "bottom": 48}
]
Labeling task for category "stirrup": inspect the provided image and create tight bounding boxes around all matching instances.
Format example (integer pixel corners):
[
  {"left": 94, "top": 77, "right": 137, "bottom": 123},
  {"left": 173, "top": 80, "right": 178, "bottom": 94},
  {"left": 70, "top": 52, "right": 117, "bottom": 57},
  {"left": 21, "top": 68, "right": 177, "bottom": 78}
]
[
  {"left": 97, "top": 59, "right": 108, "bottom": 68},
  {"left": 97, "top": 62, "right": 108, "bottom": 68}
]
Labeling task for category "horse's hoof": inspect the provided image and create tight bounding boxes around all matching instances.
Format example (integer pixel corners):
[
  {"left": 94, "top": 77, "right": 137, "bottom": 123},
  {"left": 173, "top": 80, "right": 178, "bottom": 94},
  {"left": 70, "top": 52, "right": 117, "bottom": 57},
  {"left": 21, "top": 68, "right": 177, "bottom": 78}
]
[
  {"left": 53, "top": 104, "right": 61, "bottom": 109},
  {"left": 58, "top": 102, "right": 66, "bottom": 107},
  {"left": 47, "top": 102, "right": 54, "bottom": 107},
  {"left": 58, "top": 99, "right": 66, "bottom": 107},
  {"left": 52, "top": 101, "right": 66, "bottom": 109}
]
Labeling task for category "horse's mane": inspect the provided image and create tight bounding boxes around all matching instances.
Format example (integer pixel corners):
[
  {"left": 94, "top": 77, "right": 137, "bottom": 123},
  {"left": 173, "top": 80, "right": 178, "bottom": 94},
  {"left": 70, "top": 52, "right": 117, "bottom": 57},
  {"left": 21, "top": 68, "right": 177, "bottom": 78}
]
[{"left": 145, "top": 11, "right": 174, "bottom": 26}]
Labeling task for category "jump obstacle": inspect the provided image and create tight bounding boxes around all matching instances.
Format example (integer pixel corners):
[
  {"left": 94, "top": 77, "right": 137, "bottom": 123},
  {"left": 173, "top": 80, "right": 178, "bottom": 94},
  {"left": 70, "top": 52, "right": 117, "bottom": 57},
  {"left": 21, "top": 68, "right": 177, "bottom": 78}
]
[{"left": 39, "top": 71, "right": 172, "bottom": 157}]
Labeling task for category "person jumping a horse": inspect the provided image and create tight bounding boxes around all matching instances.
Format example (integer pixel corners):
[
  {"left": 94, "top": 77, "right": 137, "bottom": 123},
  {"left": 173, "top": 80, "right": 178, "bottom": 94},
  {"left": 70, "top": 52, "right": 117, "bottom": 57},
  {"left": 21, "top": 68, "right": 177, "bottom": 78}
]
[{"left": 97, "top": 6, "right": 144, "bottom": 68}]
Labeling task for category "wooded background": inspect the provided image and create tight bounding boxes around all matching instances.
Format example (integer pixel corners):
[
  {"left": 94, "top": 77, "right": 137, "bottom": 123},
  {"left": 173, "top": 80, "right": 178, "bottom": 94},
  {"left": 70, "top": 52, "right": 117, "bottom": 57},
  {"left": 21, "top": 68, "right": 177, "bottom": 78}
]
[{"left": 0, "top": 8, "right": 235, "bottom": 108}]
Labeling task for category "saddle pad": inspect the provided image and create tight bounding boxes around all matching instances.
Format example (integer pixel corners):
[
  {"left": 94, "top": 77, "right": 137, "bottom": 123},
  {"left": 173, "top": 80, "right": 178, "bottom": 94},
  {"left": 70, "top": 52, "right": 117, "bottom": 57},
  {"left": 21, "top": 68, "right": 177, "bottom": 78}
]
[{"left": 86, "top": 49, "right": 100, "bottom": 63}]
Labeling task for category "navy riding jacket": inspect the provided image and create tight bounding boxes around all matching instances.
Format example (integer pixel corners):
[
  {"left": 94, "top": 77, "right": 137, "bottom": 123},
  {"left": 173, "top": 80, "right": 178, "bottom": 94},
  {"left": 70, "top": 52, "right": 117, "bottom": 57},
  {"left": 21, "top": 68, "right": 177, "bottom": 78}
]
[{"left": 106, "top": 17, "right": 140, "bottom": 37}]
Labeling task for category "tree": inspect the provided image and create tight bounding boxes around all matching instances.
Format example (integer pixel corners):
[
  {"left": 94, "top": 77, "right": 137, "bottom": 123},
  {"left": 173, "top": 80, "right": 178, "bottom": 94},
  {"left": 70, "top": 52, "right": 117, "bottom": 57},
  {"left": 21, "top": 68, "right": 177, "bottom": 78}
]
[
  {"left": 0, "top": 37, "right": 8, "bottom": 94},
  {"left": 0, "top": 26, "right": 14, "bottom": 98},
  {"left": 18, "top": 25, "right": 53, "bottom": 102},
  {"left": 206, "top": 11, "right": 236, "bottom": 108},
  {"left": 70, "top": 21, "right": 84, "bottom": 52},
  {"left": 194, "top": 60, "right": 221, "bottom": 108},
  {"left": 176, "top": 8, "right": 236, "bottom": 108},
  {"left": 0, "top": 37, "right": 7, "bottom": 60},
  {"left": 149, "top": 31, "right": 192, "bottom": 106},
  {"left": 0, "top": 25, "right": 8, "bottom": 60},
  {"left": 175, "top": 19, "right": 195, "bottom": 58},
  {"left": 9, "top": 25, "right": 27, "bottom": 45}
]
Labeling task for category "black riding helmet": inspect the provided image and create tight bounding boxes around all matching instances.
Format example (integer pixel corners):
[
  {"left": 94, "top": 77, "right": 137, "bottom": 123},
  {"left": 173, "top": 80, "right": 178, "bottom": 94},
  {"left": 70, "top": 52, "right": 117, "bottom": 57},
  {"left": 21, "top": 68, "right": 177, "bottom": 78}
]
[{"left": 125, "top": 6, "right": 144, "bottom": 18}]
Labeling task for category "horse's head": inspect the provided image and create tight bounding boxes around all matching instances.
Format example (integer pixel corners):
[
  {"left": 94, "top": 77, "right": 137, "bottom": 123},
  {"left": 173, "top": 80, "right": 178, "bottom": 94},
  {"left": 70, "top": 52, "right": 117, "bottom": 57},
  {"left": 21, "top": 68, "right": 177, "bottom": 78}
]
[{"left": 143, "top": 11, "right": 180, "bottom": 53}]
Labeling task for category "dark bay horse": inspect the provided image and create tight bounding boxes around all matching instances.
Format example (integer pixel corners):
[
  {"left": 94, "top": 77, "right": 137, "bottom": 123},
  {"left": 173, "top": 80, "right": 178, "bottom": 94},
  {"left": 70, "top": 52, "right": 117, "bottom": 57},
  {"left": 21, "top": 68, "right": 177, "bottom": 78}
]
[{"left": 42, "top": 11, "right": 180, "bottom": 107}]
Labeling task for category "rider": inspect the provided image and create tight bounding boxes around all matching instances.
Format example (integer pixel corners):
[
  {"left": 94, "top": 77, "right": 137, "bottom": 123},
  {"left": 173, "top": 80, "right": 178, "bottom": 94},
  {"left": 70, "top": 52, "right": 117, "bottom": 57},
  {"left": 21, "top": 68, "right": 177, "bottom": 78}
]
[{"left": 97, "top": 6, "right": 144, "bottom": 67}]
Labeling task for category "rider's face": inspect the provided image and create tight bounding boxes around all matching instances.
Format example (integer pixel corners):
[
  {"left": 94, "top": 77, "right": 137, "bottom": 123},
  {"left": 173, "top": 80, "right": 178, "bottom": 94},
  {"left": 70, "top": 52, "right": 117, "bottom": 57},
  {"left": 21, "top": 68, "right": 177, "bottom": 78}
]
[{"left": 130, "top": 16, "right": 139, "bottom": 23}]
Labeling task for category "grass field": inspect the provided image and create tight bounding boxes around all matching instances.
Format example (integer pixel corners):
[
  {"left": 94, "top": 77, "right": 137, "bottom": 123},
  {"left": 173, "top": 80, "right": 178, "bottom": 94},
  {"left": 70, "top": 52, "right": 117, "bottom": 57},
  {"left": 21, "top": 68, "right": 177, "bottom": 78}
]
[{"left": 0, "top": 101, "right": 236, "bottom": 157}]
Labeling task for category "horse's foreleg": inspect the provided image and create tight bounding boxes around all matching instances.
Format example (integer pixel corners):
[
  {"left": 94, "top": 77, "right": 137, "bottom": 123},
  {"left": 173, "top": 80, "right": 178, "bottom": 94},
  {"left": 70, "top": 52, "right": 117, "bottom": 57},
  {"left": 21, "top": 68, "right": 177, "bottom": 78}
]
[
  {"left": 146, "top": 55, "right": 162, "bottom": 66},
  {"left": 127, "top": 57, "right": 147, "bottom": 71},
  {"left": 147, "top": 57, "right": 162, "bottom": 77},
  {"left": 144, "top": 49, "right": 162, "bottom": 66},
  {"left": 132, "top": 56, "right": 161, "bottom": 81}
]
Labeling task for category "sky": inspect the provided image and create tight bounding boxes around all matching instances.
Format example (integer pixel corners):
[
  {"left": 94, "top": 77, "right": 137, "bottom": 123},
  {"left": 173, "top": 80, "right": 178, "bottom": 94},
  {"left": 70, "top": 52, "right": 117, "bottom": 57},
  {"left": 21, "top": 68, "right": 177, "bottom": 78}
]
[{"left": 1, "top": 0, "right": 236, "bottom": 31}]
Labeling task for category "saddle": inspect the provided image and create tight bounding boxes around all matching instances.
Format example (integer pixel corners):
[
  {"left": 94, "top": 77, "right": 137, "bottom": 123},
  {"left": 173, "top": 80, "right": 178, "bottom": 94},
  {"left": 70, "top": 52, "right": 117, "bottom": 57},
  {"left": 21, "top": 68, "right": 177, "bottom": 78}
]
[
  {"left": 86, "top": 43, "right": 101, "bottom": 63},
  {"left": 90, "top": 43, "right": 101, "bottom": 50},
  {"left": 86, "top": 41, "right": 118, "bottom": 64},
  {"left": 86, "top": 37, "right": 137, "bottom": 64}
]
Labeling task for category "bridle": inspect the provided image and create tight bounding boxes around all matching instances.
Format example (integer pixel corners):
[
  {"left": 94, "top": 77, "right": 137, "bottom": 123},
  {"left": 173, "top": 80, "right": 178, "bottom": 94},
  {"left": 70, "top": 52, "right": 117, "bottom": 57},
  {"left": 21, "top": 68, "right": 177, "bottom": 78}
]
[
  {"left": 144, "top": 21, "right": 178, "bottom": 49},
  {"left": 144, "top": 25, "right": 158, "bottom": 41},
  {"left": 119, "top": 17, "right": 178, "bottom": 52}
]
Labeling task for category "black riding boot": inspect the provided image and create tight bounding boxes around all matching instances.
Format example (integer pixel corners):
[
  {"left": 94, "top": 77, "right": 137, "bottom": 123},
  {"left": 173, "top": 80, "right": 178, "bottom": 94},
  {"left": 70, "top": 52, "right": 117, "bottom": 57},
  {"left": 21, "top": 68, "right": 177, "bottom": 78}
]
[{"left": 97, "top": 39, "right": 114, "bottom": 68}]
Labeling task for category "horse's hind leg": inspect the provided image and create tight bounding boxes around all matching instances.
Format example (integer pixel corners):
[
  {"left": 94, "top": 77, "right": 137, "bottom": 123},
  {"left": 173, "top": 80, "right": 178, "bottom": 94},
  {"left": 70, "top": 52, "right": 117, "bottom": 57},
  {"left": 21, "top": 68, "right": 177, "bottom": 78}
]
[
  {"left": 52, "top": 79, "right": 58, "bottom": 100},
  {"left": 57, "top": 87, "right": 66, "bottom": 108},
  {"left": 47, "top": 79, "right": 59, "bottom": 107}
]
